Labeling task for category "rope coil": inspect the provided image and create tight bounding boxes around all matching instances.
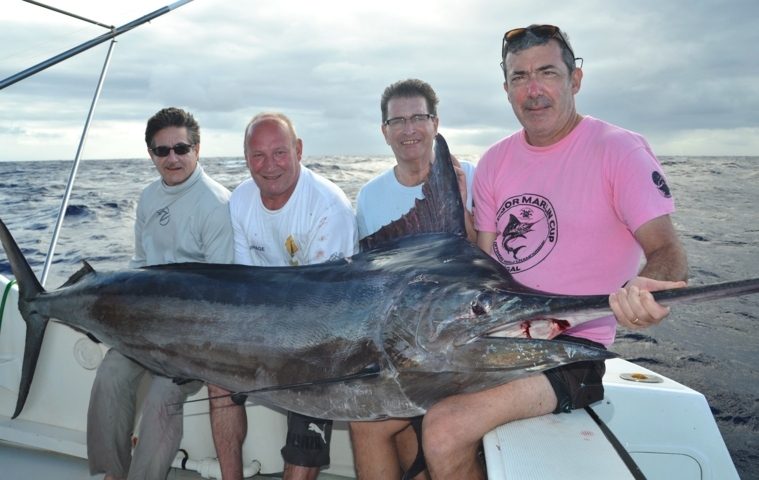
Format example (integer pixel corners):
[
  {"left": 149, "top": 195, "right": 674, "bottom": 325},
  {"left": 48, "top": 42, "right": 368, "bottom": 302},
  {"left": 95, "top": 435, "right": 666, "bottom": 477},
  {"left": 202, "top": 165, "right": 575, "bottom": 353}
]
[{"left": 0, "top": 279, "right": 17, "bottom": 332}]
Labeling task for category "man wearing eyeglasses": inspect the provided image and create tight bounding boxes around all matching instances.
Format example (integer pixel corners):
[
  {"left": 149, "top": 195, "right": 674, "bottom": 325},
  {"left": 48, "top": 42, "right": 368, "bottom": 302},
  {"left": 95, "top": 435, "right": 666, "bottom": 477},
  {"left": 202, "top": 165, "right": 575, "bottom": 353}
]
[
  {"left": 87, "top": 107, "right": 234, "bottom": 480},
  {"left": 420, "top": 26, "right": 689, "bottom": 478},
  {"left": 350, "top": 78, "right": 476, "bottom": 480}
]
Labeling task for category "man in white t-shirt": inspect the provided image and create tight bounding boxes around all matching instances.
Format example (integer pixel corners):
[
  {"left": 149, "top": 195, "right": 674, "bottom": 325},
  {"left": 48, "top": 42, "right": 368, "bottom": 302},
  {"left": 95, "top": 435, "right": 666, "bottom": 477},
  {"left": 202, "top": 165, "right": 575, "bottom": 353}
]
[
  {"left": 351, "top": 78, "right": 475, "bottom": 480},
  {"left": 211, "top": 112, "right": 357, "bottom": 480}
]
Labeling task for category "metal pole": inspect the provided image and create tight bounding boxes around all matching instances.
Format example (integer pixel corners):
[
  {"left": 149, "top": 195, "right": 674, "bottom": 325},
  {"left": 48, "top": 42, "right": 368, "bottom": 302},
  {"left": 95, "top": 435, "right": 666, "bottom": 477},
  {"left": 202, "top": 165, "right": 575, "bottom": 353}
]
[
  {"left": 22, "top": 0, "right": 114, "bottom": 30},
  {"left": 4, "top": 0, "right": 193, "bottom": 285},
  {"left": 39, "top": 38, "right": 117, "bottom": 287},
  {"left": 0, "top": 0, "right": 193, "bottom": 91}
]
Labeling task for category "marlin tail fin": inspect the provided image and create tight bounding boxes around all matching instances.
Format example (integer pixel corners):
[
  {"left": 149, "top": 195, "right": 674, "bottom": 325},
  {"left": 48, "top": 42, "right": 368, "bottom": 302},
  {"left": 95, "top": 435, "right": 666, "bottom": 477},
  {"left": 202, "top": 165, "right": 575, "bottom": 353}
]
[{"left": 0, "top": 219, "right": 50, "bottom": 418}]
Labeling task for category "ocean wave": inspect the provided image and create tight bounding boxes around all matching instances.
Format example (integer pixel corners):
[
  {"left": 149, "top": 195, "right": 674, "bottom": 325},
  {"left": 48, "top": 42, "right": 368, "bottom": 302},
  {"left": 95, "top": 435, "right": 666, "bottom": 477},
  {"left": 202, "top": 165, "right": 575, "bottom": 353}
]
[
  {"left": 624, "top": 357, "right": 663, "bottom": 366},
  {"left": 28, "top": 223, "right": 49, "bottom": 231},
  {"left": 64, "top": 204, "right": 93, "bottom": 217}
]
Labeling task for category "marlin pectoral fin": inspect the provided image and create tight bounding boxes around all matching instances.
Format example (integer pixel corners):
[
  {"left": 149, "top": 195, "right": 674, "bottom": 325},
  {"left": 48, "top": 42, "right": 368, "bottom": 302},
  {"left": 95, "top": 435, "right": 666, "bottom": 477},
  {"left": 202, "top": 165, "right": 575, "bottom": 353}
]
[
  {"left": 59, "top": 261, "right": 95, "bottom": 288},
  {"left": 243, "top": 362, "right": 382, "bottom": 394},
  {"left": 182, "top": 363, "right": 383, "bottom": 407}
]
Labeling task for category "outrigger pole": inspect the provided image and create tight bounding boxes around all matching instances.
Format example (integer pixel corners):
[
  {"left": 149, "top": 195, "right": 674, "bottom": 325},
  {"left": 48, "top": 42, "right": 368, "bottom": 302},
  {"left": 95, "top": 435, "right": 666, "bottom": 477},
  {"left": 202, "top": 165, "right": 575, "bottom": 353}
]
[
  {"left": 40, "top": 37, "right": 115, "bottom": 287},
  {"left": 0, "top": 0, "right": 193, "bottom": 90},
  {"left": 2, "top": 0, "right": 193, "bottom": 286}
]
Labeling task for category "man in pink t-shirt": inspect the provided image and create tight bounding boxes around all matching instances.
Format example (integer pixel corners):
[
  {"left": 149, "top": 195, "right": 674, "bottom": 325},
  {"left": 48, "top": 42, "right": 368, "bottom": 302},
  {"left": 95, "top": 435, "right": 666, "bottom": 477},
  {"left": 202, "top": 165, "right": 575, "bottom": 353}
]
[{"left": 421, "top": 25, "right": 688, "bottom": 479}]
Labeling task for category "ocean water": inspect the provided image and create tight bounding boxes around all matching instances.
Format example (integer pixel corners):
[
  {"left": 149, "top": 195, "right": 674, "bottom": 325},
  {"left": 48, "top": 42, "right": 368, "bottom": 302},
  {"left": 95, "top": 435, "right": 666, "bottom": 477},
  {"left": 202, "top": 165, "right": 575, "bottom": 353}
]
[{"left": 0, "top": 155, "right": 757, "bottom": 478}]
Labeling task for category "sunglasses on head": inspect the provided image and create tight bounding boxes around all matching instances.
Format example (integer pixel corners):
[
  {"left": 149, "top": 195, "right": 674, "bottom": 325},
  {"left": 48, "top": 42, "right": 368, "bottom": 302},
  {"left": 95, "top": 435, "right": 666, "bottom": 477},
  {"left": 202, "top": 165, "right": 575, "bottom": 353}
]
[
  {"left": 150, "top": 143, "right": 194, "bottom": 157},
  {"left": 501, "top": 24, "right": 580, "bottom": 65}
]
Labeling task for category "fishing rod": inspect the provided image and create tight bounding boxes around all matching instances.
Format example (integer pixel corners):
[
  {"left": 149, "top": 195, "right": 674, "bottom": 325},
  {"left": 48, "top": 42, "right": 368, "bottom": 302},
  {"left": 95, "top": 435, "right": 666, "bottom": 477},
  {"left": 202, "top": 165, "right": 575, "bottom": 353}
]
[{"left": 0, "top": 0, "right": 194, "bottom": 90}]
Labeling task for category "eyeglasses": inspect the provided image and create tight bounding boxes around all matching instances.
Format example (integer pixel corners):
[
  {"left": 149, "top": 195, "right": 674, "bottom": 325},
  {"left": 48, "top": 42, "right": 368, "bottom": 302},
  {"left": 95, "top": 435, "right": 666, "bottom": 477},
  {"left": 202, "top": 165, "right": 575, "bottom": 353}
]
[
  {"left": 383, "top": 113, "right": 436, "bottom": 129},
  {"left": 150, "top": 143, "right": 195, "bottom": 157},
  {"left": 501, "top": 24, "right": 582, "bottom": 68}
]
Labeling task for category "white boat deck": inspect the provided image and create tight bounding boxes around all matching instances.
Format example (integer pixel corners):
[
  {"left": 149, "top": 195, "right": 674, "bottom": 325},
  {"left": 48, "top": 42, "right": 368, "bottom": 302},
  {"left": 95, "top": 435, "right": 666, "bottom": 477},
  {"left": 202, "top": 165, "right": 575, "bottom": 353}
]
[
  {"left": 485, "top": 406, "right": 641, "bottom": 480},
  {"left": 0, "top": 441, "right": 352, "bottom": 480},
  {"left": 0, "top": 400, "right": 355, "bottom": 480},
  {"left": 484, "top": 358, "right": 739, "bottom": 479}
]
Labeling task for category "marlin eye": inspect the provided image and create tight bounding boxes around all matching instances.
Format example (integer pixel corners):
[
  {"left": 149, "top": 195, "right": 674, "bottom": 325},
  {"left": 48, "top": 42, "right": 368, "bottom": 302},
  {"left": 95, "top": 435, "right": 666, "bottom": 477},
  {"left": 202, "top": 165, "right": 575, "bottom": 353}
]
[{"left": 471, "top": 292, "right": 493, "bottom": 316}]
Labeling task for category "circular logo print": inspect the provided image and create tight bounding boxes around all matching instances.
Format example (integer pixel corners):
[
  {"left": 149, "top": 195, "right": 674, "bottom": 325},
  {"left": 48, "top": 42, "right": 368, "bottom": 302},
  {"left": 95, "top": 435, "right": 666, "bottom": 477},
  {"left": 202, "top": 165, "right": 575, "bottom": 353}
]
[{"left": 492, "top": 193, "right": 557, "bottom": 273}]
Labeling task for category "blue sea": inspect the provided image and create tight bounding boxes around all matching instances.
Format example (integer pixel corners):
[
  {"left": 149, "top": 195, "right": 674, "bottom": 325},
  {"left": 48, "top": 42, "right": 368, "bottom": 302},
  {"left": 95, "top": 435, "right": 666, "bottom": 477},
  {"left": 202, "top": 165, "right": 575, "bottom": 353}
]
[{"left": 0, "top": 155, "right": 758, "bottom": 478}]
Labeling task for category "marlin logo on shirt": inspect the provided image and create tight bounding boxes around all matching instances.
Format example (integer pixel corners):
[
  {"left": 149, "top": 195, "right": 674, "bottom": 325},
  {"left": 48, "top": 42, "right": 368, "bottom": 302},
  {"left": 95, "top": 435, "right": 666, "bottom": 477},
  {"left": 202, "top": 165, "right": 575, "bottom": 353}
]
[
  {"left": 156, "top": 207, "right": 170, "bottom": 226},
  {"left": 501, "top": 214, "right": 535, "bottom": 259}
]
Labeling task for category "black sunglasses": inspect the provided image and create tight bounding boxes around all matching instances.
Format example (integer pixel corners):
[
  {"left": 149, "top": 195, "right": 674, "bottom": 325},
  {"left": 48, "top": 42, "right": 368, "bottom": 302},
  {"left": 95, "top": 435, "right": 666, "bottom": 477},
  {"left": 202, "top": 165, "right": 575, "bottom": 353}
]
[
  {"left": 501, "top": 24, "right": 581, "bottom": 67},
  {"left": 150, "top": 143, "right": 195, "bottom": 157}
]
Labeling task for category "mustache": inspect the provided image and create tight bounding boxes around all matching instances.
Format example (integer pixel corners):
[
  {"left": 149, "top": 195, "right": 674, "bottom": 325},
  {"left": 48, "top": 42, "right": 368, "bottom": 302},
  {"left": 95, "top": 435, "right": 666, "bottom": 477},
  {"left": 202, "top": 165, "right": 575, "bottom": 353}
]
[{"left": 523, "top": 96, "right": 551, "bottom": 109}]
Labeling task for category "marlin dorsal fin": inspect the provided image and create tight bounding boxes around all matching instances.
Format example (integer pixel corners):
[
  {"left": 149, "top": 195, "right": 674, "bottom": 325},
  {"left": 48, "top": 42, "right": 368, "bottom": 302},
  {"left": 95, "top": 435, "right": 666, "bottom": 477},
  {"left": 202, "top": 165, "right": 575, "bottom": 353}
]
[{"left": 360, "top": 134, "right": 466, "bottom": 251}]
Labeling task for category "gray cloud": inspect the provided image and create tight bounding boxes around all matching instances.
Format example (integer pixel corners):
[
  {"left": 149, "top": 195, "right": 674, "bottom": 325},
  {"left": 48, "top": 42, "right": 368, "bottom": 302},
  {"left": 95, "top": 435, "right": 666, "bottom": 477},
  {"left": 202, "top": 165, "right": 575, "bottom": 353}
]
[{"left": 2, "top": 0, "right": 759, "bottom": 161}]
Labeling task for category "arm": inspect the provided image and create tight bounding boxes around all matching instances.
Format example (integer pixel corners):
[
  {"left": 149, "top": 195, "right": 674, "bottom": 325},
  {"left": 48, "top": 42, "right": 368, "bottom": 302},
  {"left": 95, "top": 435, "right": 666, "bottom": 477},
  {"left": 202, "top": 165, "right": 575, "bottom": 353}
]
[
  {"left": 450, "top": 155, "right": 477, "bottom": 243},
  {"left": 306, "top": 203, "right": 359, "bottom": 263},
  {"left": 609, "top": 215, "right": 688, "bottom": 329},
  {"left": 128, "top": 203, "right": 147, "bottom": 268},
  {"left": 230, "top": 203, "right": 255, "bottom": 265},
  {"left": 202, "top": 202, "right": 235, "bottom": 264},
  {"left": 355, "top": 189, "right": 370, "bottom": 241},
  {"left": 476, "top": 231, "right": 497, "bottom": 255},
  {"left": 636, "top": 215, "right": 688, "bottom": 281}
]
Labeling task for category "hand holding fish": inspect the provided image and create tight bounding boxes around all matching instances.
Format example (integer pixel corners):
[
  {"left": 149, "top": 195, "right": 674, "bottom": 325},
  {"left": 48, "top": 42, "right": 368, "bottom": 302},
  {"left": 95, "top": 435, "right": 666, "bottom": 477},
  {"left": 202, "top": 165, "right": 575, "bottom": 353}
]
[{"left": 610, "top": 276, "right": 688, "bottom": 329}]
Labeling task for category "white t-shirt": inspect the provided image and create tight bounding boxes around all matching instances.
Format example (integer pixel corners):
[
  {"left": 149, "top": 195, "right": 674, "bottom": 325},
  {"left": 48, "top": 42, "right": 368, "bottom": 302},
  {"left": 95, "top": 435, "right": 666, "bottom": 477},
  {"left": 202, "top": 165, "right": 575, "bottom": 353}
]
[
  {"left": 230, "top": 165, "right": 358, "bottom": 267},
  {"left": 355, "top": 161, "right": 475, "bottom": 239}
]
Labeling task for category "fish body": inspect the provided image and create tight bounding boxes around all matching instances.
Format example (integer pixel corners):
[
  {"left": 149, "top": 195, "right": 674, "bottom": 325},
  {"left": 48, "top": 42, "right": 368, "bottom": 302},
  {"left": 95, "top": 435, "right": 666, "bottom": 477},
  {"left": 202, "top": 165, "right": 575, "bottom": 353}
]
[
  {"left": 2, "top": 227, "right": 615, "bottom": 420},
  {"left": 1, "top": 135, "right": 757, "bottom": 421}
]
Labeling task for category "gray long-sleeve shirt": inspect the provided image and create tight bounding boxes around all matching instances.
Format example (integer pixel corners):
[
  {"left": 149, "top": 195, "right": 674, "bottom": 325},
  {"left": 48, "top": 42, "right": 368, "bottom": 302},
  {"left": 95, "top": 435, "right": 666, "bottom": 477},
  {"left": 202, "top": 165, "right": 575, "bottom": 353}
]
[{"left": 130, "top": 164, "right": 233, "bottom": 268}]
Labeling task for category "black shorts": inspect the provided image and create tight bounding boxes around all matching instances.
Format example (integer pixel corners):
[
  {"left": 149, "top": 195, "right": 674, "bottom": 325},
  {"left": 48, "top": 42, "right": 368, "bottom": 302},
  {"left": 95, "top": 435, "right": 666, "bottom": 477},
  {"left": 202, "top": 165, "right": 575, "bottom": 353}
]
[
  {"left": 543, "top": 334, "right": 607, "bottom": 414},
  {"left": 281, "top": 411, "right": 333, "bottom": 467}
]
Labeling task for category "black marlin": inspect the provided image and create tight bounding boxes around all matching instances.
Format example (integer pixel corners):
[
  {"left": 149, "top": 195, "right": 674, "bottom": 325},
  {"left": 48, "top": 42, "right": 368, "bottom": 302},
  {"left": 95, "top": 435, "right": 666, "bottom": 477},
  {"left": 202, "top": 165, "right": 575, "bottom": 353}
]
[{"left": 1, "top": 135, "right": 758, "bottom": 421}]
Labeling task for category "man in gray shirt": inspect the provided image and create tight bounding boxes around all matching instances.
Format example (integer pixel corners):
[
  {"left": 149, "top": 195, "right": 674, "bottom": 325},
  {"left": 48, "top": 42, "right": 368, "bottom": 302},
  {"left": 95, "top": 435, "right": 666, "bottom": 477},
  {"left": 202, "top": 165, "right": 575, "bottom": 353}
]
[{"left": 87, "top": 107, "right": 234, "bottom": 480}]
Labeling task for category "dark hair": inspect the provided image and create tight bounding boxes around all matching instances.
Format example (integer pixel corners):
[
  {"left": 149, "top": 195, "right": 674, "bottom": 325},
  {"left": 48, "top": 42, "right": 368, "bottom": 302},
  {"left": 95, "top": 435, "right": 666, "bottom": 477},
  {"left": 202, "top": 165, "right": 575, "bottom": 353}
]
[
  {"left": 502, "top": 26, "right": 577, "bottom": 76},
  {"left": 144, "top": 107, "right": 200, "bottom": 147},
  {"left": 380, "top": 78, "right": 439, "bottom": 122}
]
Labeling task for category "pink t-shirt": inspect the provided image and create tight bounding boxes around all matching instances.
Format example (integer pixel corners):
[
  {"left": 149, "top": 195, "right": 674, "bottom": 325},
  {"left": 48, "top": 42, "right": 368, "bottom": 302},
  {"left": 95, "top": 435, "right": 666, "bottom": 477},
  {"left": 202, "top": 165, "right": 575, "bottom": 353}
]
[{"left": 473, "top": 116, "right": 675, "bottom": 346}]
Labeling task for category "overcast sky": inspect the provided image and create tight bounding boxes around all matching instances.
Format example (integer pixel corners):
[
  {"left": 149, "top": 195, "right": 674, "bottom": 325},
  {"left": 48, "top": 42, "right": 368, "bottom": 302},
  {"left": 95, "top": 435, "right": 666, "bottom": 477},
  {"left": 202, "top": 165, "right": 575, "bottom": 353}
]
[{"left": 2, "top": 0, "right": 759, "bottom": 161}]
